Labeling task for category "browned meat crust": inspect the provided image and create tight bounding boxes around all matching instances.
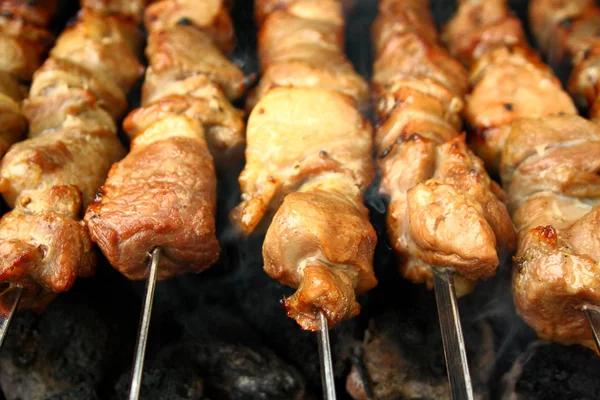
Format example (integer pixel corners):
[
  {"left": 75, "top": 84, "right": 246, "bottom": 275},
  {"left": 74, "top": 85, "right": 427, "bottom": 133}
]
[
  {"left": 0, "top": 4, "right": 143, "bottom": 310},
  {"left": 86, "top": 116, "right": 219, "bottom": 280},
  {"left": 445, "top": 0, "right": 600, "bottom": 349},
  {"left": 85, "top": 0, "right": 243, "bottom": 280},
  {"left": 372, "top": 0, "right": 515, "bottom": 292},
  {"left": 235, "top": 0, "right": 377, "bottom": 331}
]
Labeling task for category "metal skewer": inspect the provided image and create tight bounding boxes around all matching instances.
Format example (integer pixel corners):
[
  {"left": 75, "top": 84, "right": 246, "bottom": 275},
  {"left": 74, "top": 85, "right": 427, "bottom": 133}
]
[
  {"left": 129, "top": 247, "right": 161, "bottom": 400},
  {"left": 0, "top": 286, "right": 23, "bottom": 349},
  {"left": 432, "top": 268, "right": 474, "bottom": 400},
  {"left": 583, "top": 305, "right": 600, "bottom": 353},
  {"left": 317, "top": 310, "right": 337, "bottom": 400}
]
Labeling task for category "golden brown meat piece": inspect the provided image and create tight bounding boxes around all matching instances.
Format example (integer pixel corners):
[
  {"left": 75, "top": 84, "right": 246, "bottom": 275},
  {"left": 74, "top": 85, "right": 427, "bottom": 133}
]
[
  {"left": 232, "top": 86, "right": 374, "bottom": 235},
  {"left": 465, "top": 46, "right": 577, "bottom": 171},
  {"left": 264, "top": 190, "right": 377, "bottom": 331},
  {"left": 80, "top": 0, "right": 146, "bottom": 23},
  {"left": 0, "top": 14, "right": 54, "bottom": 81},
  {"left": 254, "top": 0, "right": 355, "bottom": 27},
  {"left": 499, "top": 115, "right": 600, "bottom": 349},
  {"left": 442, "top": 0, "right": 527, "bottom": 67},
  {"left": 251, "top": 0, "right": 369, "bottom": 110},
  {"left": 0, "top": 71, "right": 26, "bottom": 157},
  {"left": 372, "top": 0, "right": 515, "bottom": 294},
  {"left": 0, "top": 126, "right": 125, "bottom": 208},
  {"left": 50, "top": 9, "right": 143, "bottom": 92},
  {"left": 0, "top": 185, "right": 95, "bottom": 311},
  {"left": 27, "top": 57, "right": 128, "bottom": 122},
  {"left": 244, "top": 87, "right": 376, "bottom": 330},
  {"left": 85, "top": 116, "right": 219, "bottom": 280},
  {"left": 144, "top": 0, "right": 234, "bottom": 53},
  {"left": 124, "top": 85, "right": 245, "bottom": 162},
  {"left": 0, "top": 1, "right": 142, "bottom": 310},
  {"left": 144, "top": 25, "right": 246, "bottom": 101},
  {"left": 528, "top": 0, "right": 593, "bottom": 57}
]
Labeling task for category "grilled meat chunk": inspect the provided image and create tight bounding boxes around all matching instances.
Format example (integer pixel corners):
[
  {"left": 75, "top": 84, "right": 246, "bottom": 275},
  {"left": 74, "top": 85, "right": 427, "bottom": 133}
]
[
  {"left": 0, "top": 4, "right": 143, "bottom": 310},
  {"left": 0, "top": 186, "right": 95, "bottom": 311},
  {"left": 0, "top": 0, "right": 57, "bottom": 27},
  {"left": 79, "top": 0, "right": 146, "bottom": 23},
  {"left": 236, "top": 86, "right": 376, "bottom": 330},
  {"left": 144, "top": 0, "right": 234, "bottom": 53},
  {"left": 372, "top": 0, "right": 514, "bottom": 292},
  {"left": 86, "top": 116, "right": 219, "bottom": 280},
  {"left": 250, "top": 0, "right": 369, "bottom": 110},
  {"left": 233, "top": 86, "right": 374, "bottom": 235}
]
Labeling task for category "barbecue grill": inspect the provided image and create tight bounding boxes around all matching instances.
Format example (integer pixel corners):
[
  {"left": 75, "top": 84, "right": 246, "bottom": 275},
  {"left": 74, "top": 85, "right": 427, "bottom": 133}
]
[{"left": 0, "top": 0, "right": 599, "bottom": 399}]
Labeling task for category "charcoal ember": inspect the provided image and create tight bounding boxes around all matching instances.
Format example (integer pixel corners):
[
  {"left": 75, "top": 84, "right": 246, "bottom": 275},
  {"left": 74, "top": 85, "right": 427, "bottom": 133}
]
[
  {"left": 345, "top": 280, "right": 494, "bottom": 400},
  {"left": 0, "top": 269, "right": 136, "bottom": 400},
  {"left": 501, "top": 341, "right": 600, "bottom": 400},
  {"left": 45, "top": 384, "right": 100, "bottom": 400},
  {"left": 114, "top": 339, "right": 304, "bottom": 400},
  {"left": 0, "top": 303, "right": 115, "bottom": 399},
  {"left": 113, "top": 353, "right": 204, "bottom": 400},
  {"left": 232, "top": 241, "right": 361, "bottom": 391}
]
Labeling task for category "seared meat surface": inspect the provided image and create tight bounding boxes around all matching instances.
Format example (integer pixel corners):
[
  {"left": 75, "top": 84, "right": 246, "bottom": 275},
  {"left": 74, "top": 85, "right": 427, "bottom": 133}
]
[
  {"left": 0, "top": 1, "right": 143, "bottom": 310},
  {"left": 86, "top": 0, "right": 244, "bottom": 280},
  {"left": 0, "top": 3, "right": 56, "bottom": 158},
  {"left": 86, "top": 117, "right": 219, "bottom": 280},
  {"left": 234, "top": 0, "right": 377, "bottom": 330},
  {"left": 372, "top": 0, "right": 514, "bottom": 294},
  {"left": 250, "top": 0, "right": 369, "bottom": 111},
  {"left": 444, "top": 0, "right": 600, "bottom": 349}
]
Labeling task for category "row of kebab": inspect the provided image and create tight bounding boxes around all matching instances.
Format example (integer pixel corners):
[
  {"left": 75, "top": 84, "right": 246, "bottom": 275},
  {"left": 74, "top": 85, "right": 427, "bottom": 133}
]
[{"left": 0, "top": 0, "right": 598, "bottom": 389}]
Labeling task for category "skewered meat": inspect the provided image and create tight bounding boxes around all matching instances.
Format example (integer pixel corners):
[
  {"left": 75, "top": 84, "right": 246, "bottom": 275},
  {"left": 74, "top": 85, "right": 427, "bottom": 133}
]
[
  {"left": 0, "top": 1, "right": 144, "bottom": 311},
  {"left": 86, "top": 116, "right": 219, "bottom": 280},
  {"left": 529, "top": 0, "right": 600, "bottom": 119},
  {"left": 234, "top": 0, "right": 377, "bottom": 331},
  {"left": 249, "top": 0, "right": 369, "bottom": 111},
  {"left": 372, "top": 0, "right": 515, "bottom": 295},
  {"left": 0, "top": 3, "right": 56, "bottom": 159},
  {"left": 85, "top": 0, "right": 245, "bottom": 280},
  {"left": 445, "top": 0, "right": 600, "bottom": 350}
]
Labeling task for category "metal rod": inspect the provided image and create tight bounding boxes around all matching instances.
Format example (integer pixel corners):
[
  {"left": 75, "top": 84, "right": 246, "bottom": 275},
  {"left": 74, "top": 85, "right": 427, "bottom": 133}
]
[
  {"left": 0, "top": 286, "right": 23, "bottom": 350},
  {"left": 317, "top": 310, "right": 337, "bottom": 400},
  {"left": 432, "top": 268, "right": 474, "bottom": 400},
  {"left": 583, "top": 305, "right": 600, "bottom": 353},
  {"left": 129, "top": 247, "right": 161, "bottom": 400}
]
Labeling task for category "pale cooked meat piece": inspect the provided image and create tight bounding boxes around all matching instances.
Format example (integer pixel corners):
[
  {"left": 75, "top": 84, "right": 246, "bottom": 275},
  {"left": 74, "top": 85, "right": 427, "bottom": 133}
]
[
  {"left": 568, "top": 48, "right": 600, "bottom": 112},
  {"left": 562, "top": 9, "right": 600, "bottom": 64},
  {"left": 441, "top": 0, "right": 527, "bottom": 67},
  {"left": 145, "top": 25, "right": 247, "bottom": 101},
  {"left": 0, "top": 185, "right": 95, "bottom": 311},
  {"left": 372, "top": 31, "right": 468, "bottom": 97},
  {"left": 85, "top": 116, "right": 219, "bottom": 280},
  {"left": 28, "top": 58, "right": 128, "bottom": 121},
  {"left": 0, "top": 15, "right": 54, "bottom": 80},
  {"left": 464, "top": 48, "right": 577, "bottom": 171},
  {"left": 0, "top": 126, "right": 125, "bottom": 208},
  {"left": 231, "top": 86, "right": 374, "bottom": 235},
  {"left": 50, "top": 9, "right": 143, "bottom": 92},
  {"left": 80, "top": 0, "right": 146, "bottom": 23},
  {"left": 0, "top": 0, "right": 58, "bottom": 27},
  {"left": 124, "top": 88, "right": 245, "bottom": 162},
  {"left": 252, "top": 0, "right": 369, "bottom": 110},
  {"left": 528, "top": 0, "right": 592, "bottom": 56},
  {"left": 144, "top": 0, "right": 235, "bottom": 53},
  {"left": 263, "top": 189, "right": 377, "bottom": 331},
  {"left": 22, "top": 89, "right": 117, "bottom": 137},
  {"left": 512, "top": 192, "right": 600, "bottom": 350}
]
